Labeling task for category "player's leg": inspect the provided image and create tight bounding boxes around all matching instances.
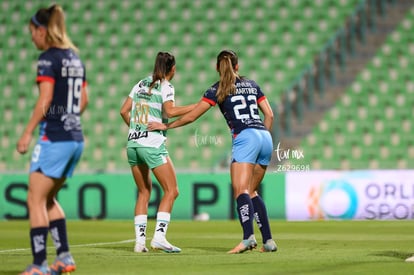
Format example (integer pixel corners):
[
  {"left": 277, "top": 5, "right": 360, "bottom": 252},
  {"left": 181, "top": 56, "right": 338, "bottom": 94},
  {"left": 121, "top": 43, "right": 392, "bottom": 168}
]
[
  {"left": 227, "top": 162, "right": 257, "bottom": 254},
  {"left": 131, "top": 164, "right": 151, "bottom": 252},
  {"left": 250, "top": 164, "right": 277, "bottom": 252},
  {"left": 250, "top": 130, "right": 277, "bottom": 252},
  {"left": 22, "top": 141, "right": 66, "bottom": 274},
  {"left": 150, "top": 156, "right": 181, "bottom": 252},
  {"left": 127, "top": 147, "right": 151, "bottom": 252},
  {"left": 45, "top": 141, "right": 82, "bottom": 273},
  {"left": 228, "top": 129, "right": 259, "bottom": 254},
  {"left": 151, "top": 156, "right": 178, "bottom": 213},
  {"left": 46, "top": 176, "right": 77, "bottom": 274},
  {"left": 26, "top": 171, "right": 57, "bottom": 271}
]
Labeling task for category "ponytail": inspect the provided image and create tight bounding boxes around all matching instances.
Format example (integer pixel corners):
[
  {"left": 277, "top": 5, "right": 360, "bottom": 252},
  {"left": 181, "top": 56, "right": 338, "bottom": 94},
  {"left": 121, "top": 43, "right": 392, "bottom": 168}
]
[
  {"left": 149, "top": 52, "right": 176, "bottom": 93},
  {"left": 216, "top": 50, "right": 239, "bottom": 103}
]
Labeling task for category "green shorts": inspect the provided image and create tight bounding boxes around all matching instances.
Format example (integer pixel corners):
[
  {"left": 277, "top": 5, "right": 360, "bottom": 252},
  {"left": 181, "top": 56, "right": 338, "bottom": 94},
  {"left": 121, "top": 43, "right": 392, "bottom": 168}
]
[{"left": 127, "top": 144, "right": 169, "bottom": 169}]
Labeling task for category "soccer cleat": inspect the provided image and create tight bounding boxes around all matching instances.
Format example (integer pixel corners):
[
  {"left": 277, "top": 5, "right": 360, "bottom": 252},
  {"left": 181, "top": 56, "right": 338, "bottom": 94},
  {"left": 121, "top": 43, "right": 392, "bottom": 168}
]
[
  {"left": 150, "top": 238, "right": 181, "bottom": 253},
  {"left": 134, "top": 243, "right": 149, "bottom": 253},
  {"left": 406, "top": 255, "right": 414, "bottom": 262},
  {"left": 20, "top": 264, "right": 50, "bottom": 275},
  {"left": 49, "top": 252, "right": 76, "bottom": 275},
  {"left": 260, "top": 239, "right": 278, "bottom": 252},
  {"left": 227, "top": 235, "right": 257, "bottom": 254}
]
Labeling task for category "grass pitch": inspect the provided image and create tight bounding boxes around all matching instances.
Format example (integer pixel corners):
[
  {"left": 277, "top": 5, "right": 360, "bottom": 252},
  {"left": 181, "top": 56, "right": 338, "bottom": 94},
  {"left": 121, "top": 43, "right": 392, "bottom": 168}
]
[{"left": 1, "top": 220, "right": 414, "bottom": 275}]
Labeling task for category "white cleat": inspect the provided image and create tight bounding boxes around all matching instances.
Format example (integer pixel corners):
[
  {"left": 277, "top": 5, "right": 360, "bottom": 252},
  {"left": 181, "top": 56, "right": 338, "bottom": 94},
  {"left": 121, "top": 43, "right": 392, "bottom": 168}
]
[
  {"left": 150, "top": 238, "right": 181, "bottom": 253},
  {"left": 405, "top": 255, "right": 414, "bottom": 262},
  {"left": 227, "top": 235, "right": 257, "bottom": 254},
  {"left": 260, "top": 239, "right": 278, "bottom": 252}
]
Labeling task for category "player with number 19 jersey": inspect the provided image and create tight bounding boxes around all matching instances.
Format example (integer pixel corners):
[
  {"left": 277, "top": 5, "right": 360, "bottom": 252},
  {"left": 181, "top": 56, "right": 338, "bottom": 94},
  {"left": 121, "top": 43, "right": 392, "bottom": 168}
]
[
  {"left": 36, "top": 47, "right": 86, "bottom": 142},
  {"left": 202, "top": 78, "right": 267, "bottom": 138}
]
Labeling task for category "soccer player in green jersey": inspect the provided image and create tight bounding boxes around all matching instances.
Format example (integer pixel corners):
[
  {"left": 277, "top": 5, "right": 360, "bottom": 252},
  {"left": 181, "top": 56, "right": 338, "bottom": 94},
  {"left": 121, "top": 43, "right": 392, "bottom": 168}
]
[{"left": 120, "top": 52, "right": 196, "bottom": 253}]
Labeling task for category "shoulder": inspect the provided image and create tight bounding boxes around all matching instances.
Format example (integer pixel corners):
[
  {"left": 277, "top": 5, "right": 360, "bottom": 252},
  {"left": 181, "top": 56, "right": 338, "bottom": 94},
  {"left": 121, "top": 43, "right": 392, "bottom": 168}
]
[
  {"left": 204, "top": 81, "right": 219, "bottom": 95},
  {"left": 161, "top": 80, "right": 174, "bottom": 91},
  {"left": 131, "top": 78, "right": 148, "bottom": 94},
  {"left": 238, "top": 78, "right": 264, "bottom": 96},
  {"left": 37, "top": 50, "right": 54, "bottom": 65},
  {"left": 239, "top": 77, "right": 259, "bottom": 87}
]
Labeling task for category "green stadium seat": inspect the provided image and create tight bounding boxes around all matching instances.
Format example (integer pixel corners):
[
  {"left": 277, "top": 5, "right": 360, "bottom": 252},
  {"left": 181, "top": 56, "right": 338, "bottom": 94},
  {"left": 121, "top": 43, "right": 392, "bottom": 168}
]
[{"left": 0, "top": 0, "right": 390, "bottom": 171}]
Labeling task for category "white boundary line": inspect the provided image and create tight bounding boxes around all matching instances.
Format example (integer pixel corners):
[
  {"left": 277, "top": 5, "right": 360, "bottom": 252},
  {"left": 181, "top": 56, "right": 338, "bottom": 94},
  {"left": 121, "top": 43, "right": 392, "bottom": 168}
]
[{"left": 0, "top": 239, "right": 135, "bottom": 253}]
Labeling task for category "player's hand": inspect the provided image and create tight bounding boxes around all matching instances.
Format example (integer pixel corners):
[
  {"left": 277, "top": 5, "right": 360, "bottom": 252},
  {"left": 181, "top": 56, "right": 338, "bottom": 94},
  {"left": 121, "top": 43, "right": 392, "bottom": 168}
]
[
  {"left": 147, "top": 122, "right": 167, "bottom": 131},
  {"left": 16, "top": 133, "right": 32, "bottom": 154}
]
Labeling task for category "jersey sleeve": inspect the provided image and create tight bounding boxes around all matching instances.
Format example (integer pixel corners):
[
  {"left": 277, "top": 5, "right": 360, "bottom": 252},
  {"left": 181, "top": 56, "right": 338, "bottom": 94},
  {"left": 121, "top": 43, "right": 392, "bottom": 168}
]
[
  {"left": 129, "top": 82, "right": 140, "bottom": 98},
  {"left": 202, "top": 86, "right": 218, "bottom": 106},
  {"left": 161, "top": 81, "right": 175, "bottom": 103},
  {"left": 36, "top": 53, "right": 55, "bottom": 83},
  {"left": 254, "top": 81, "right": 267, "bottom": 103}
]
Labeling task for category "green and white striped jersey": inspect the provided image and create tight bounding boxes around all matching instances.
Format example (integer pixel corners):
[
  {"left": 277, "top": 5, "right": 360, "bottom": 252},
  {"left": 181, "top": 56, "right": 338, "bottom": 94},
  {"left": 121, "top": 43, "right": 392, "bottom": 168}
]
[{"left": 126, "top": 76, "right": 174, "bottom": 148}]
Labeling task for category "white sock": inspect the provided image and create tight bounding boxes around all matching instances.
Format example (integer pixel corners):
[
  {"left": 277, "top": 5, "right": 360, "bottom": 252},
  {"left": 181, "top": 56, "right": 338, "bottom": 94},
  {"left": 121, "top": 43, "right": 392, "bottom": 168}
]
[
  {"left": 134, "top": 215, "right": 147, "bottom": 246},
  {"left": 153, "top": 212, "right": 170, "bottom": 240}
]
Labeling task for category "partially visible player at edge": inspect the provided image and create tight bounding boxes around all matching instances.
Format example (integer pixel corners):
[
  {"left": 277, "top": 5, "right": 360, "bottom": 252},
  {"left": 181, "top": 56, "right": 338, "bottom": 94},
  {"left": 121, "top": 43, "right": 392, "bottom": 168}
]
[
  {"left": 16, "top": 4, "right": 88, "bottom": 275},
  {"left": 148, "top": 49, "right": 278, "bottom": 253},
  {"left": 120, "top": 52, "right": 196, "bottom": 253}
]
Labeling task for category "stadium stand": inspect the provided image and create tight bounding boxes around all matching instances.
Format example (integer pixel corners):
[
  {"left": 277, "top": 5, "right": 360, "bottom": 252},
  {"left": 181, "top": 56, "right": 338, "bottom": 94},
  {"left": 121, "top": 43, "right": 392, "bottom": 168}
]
[
  {"left": 290, "top": 6, "right": 414, "bottom": 169},
  {"left": 0, "top": 0, "right": 409, "bottom": 172}
]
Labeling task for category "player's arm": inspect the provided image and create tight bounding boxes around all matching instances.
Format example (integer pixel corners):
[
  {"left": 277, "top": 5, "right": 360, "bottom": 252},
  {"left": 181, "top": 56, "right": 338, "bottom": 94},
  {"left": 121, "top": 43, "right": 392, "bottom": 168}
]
[
  {"left": 148, "top": 100, "right": 210, "bottom": 131},
  {"left": 258, "top": 97, "right": 274, "bottom": 131},
  {"left": 120, "top": 96, "right": 132, "bottom": 127},
  {"left": 162, "top": 100, "right": 198, "bottom": 118},
  {"left": 16, "top": 81, "right": 54, "bottom": 154}
]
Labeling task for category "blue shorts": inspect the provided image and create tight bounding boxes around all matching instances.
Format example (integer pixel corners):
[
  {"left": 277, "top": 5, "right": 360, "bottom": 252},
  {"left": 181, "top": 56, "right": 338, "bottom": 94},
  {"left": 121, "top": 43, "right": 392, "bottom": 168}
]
[
  {"left": 232, "top": 128, "right": 273, "bottom": 165},
  {"left": 30, "top": 140, "right": 84, "bottom": 178}
]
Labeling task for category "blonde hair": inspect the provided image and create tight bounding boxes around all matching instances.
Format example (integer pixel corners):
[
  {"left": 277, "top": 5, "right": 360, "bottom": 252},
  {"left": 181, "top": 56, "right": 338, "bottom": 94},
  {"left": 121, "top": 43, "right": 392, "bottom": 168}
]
[
  {"left": 216, "top": 50, "right": 239, "bottom": 103},
  {"left": 30, "top": 4, "right": 79, "bottom": 53}
]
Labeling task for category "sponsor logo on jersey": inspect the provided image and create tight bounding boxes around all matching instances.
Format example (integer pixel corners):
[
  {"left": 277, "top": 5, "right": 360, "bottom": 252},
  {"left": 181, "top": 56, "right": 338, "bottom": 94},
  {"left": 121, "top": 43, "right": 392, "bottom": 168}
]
[{"left": 38, "top": 59, "right": 52, "bottom": 67}]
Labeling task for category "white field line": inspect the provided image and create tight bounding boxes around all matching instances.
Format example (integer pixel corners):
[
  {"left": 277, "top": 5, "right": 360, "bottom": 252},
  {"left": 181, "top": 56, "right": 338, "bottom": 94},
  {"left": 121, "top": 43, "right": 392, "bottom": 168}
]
[{"left": 0, "top": 239, "right": 135, "bottom": 253}]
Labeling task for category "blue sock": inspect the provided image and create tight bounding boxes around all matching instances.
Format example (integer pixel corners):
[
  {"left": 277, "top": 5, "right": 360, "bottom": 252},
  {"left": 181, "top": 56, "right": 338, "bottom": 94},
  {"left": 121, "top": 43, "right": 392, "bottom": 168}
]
[
  {"left": 30, "top": 227, "right": 48, "bottom": 265},
  {"left": 252, "top": 196, "right": 272, "bottom": 243},
  {"left": 236, "top": 194, "right": 254, "bottom": 240},
  {"left": 49, "top": 219, "right": 69, "bottom": 256}
]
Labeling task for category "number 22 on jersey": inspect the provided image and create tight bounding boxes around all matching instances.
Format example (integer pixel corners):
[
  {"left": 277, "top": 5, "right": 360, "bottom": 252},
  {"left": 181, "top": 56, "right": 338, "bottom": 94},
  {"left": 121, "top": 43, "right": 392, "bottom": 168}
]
[{"left": 231, "top": 95, "right": 260, "bottom": 120}]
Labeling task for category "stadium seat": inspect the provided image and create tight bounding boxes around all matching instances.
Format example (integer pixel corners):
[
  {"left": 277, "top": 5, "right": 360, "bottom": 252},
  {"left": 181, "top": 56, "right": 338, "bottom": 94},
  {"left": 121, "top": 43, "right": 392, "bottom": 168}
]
[
  {"left": 0, "top": 0, "right": 400, "bottom": 171},
  {"left": 289, "top": 5, "right": 414, "bottom": 169}
]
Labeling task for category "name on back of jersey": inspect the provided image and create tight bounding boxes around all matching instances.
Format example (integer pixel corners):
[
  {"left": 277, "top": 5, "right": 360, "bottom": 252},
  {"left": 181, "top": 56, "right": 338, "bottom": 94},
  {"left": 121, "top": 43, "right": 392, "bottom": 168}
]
[{"left": 61, "top": 58, "right": 84, "bottom": 78}]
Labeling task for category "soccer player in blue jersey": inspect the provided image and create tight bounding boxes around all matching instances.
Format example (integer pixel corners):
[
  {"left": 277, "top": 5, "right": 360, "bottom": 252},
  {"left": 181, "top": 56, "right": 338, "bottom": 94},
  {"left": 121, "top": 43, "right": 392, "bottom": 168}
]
[
  {"left": 16, "top": 4, "right": 88, "bottom": 274},
  {"left": 148, "top": 49, "right": 278, "bottom": 254},
  {"left": 120, "top": 52, "right": 196, "bottom": 253}
]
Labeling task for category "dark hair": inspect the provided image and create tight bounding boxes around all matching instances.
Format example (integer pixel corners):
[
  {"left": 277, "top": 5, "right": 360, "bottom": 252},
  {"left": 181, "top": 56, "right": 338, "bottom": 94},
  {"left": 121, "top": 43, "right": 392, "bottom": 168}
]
[
  {"left": 149, "top": 52, "right": 176, "bottom": 93},
  {"left": 30, "top": 4, "right": 78, "bottom": 52},
  {"left": 216, "top": 50, "right": 239, "bottom": 103}
]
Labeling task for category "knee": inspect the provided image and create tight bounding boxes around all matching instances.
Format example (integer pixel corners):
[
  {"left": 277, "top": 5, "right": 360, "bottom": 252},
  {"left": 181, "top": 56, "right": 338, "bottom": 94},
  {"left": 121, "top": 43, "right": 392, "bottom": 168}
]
[
  {"left": 173, "top": 188, "right": 179, "bottom": 199},
  {"left": 139, "top": 187, "right": 151, "bottom": 196},
  {"left": 26, "top": 193, "right": 35, "bottom": 210},
  {"left": 166, "top": 187, "right": 179, "bottom": 200},
  {"left": 138, "top": 188, "right": 152, "bottom": 200},
  {"left": 26, "top": 191, "right": 43, "bottom": 210}
]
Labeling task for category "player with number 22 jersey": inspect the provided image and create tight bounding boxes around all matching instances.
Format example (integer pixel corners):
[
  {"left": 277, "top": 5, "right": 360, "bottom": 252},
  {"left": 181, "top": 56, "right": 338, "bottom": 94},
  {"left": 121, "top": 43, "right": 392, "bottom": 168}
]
[{"left": 202, "top": 78, "right": 267, "bottom": 138}]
